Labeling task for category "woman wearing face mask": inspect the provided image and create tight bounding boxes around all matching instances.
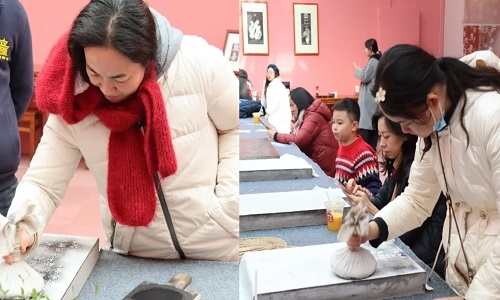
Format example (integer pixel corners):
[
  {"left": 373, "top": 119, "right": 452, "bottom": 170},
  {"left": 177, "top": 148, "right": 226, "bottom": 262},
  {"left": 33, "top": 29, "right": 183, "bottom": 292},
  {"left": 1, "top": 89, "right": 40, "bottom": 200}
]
[
  {"left": 267, "top": 87, "right": 338, "bottom": 177},
  {"left": 261, "top": 64, "right": 292, "bottom": 133},
  {"left": 345, "top": 110, "right": 447, "bottom": 278},
  {"left": 1, "top": 0, "right": 238, "bottom": 263},
  {"left": 346, "top": 45, "right": 500, "bottom": 299}
]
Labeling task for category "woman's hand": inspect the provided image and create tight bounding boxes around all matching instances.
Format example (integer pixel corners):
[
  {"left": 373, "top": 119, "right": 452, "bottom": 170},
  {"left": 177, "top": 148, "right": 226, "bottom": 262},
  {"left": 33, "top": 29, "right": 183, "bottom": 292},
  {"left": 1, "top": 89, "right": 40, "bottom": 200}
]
[
  {"left": 347, "top": 220, "right": 380, "bottom": 251},
  {"left": 343, "top": 189, "right": 371, "bottom": 207},
  {"left": 267, "top": 129, "right": 277, "bottom": 140},
  {"left": 347, "top": 230, "right": 368, "bottom": 251},
  {"left": 2, "top": 227, "right": 35, "bottom": 265},
  {"left": 345, "top": 179, "right": 372, "bottom": 198}
]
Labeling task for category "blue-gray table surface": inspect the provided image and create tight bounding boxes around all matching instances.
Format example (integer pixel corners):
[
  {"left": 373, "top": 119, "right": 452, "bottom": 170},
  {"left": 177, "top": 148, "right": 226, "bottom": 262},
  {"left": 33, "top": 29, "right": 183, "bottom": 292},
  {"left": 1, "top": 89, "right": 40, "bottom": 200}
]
[
  {"left": 79, "top": 251, "right": 238, "bottom": 300},
  {"left": 239, "top": 118, "right": 457, "bottom": 299}
]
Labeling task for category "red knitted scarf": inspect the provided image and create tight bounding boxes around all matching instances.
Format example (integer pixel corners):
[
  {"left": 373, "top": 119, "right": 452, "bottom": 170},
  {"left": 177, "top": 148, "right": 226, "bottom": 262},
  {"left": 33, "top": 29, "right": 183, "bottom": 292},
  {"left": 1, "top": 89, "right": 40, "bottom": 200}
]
[{"left": 35, "top": 33, "right": 177, "bottom": 227}]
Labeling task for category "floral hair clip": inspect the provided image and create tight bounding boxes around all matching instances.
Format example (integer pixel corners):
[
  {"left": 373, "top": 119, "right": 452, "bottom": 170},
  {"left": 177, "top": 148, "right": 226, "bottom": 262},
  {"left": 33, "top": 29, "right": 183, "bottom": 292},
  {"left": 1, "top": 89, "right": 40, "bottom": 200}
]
[{"left": 375, "top": 87, "right": 386, "bottom": 103}]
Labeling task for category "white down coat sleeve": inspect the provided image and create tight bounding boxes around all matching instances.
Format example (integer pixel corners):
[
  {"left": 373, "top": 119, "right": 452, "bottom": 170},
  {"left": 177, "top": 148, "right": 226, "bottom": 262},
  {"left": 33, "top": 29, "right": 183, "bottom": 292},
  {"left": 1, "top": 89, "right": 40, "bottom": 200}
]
[
  {"left": 5, "top": 115, "right": 82, "bottom": 252},
  {"left": 201, "top": 44, "right": 239, "bottom": 236},
  {"left": 374, "top": 139, "right": 442, "bottom": 239}
]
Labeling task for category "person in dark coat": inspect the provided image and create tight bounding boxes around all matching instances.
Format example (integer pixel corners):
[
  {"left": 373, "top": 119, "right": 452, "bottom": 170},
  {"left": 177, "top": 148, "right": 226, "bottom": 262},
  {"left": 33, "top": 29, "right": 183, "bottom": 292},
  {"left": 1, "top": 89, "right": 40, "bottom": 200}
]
[
  {"left": 0, "top": 0, "right": 34, "bottom": 217},
  {"left": 239, "top": 68, "right": 253, "bottom": 100},
  {"left": 267, "top": 87, "right": 338, "bottom": 177},
  {"left": 239, "top": 69, "right": 261, "bottom": 118},
  {"left": 344, "top": 110, "right": 446, "bottom": 278}
]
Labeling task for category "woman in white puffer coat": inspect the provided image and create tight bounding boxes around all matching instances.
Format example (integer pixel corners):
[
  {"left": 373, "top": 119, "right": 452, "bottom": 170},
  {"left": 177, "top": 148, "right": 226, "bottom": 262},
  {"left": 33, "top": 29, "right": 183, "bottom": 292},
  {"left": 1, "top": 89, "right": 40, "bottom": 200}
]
[
  {"left": 1, "top": 0, "right": 238, "bottom": 263},
  {"left": 261, "top": 64, "right": 292, "bottom": 133},
  {"left": 346, "top": 45, "right": 500, "bottom": 299}
]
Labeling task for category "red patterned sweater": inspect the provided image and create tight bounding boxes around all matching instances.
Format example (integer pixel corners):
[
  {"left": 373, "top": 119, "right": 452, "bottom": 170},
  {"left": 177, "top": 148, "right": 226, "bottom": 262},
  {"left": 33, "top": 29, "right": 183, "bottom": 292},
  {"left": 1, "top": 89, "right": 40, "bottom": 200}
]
[{"left": 335, "top": 136, "right": 381, "bottom": 195}]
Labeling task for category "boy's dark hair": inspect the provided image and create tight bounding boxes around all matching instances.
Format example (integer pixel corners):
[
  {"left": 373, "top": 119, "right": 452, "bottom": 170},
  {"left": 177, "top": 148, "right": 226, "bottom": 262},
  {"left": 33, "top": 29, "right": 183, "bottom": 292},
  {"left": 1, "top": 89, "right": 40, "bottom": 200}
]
[
  {"left": 68, "top": 0, "right": 157, "bottom": 83},
  {"left": 332, "top": 98, "right": 360, "bottom": 123},
  {"left": 290, "top": 87, "right": 314, "bottom": 112}
]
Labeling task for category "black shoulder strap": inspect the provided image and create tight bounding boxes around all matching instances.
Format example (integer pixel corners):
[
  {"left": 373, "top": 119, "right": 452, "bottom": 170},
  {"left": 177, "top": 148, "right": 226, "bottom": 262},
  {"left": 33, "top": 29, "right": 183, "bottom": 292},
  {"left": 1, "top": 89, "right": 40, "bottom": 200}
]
[{"left": 154, "top": 173, "right": 186, "bottom": 259}]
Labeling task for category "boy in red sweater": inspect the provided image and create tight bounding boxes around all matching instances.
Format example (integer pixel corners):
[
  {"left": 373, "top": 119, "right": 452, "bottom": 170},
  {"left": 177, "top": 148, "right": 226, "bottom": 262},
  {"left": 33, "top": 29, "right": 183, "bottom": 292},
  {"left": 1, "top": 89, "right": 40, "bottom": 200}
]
[{"left": 331, "top": 98, "right": 381, "bottom": 195}]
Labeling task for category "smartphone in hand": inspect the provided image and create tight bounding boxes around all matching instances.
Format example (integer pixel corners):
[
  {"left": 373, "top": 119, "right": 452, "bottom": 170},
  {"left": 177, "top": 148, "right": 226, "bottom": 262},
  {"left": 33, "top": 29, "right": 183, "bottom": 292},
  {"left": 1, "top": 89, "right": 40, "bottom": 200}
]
[{"left": 332, "top": 178, "right": 354, "bottom": 195}]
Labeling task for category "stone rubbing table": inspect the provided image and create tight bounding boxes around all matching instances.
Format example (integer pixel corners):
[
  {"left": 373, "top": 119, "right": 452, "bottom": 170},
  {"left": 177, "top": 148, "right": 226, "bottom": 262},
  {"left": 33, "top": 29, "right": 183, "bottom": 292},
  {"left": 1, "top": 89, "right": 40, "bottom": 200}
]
[
  {"left": 240, "top": 241, "right": 427, "bottom": 300},
  {"left": 76, "top": 251, "right": 238, "bottom": 300},
  {"left": 240, "top": 153, "right": 314, "bottom": 182},
  {"left": 240, "top": 226, "right": 457, "bottom": 299},
  {"left": 24, "top": 234, "right": 99, "bottom": 300},
  {"left": 240, "top": 189, "right": 350, "bottom": 231}
]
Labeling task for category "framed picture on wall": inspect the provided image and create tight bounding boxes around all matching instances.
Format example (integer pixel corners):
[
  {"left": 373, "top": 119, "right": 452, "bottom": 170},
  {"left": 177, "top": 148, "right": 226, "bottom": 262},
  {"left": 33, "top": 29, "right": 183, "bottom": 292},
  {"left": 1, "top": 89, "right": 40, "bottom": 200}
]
[
  {"left": 293, "top": 3, "right": 319, "bottom": 55},
  {"left": 241, "top": 1, "right": 269, "bottom": 55},
  {"left": 223, "top": 30, "right": 240, "bottom": 72}
]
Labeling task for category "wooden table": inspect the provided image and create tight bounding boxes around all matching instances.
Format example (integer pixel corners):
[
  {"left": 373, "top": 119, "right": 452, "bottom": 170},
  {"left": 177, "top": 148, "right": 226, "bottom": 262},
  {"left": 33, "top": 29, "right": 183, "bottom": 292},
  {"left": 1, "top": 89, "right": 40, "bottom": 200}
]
[{"left": 318, "top": 95, "right": 358, "bottom": 108}]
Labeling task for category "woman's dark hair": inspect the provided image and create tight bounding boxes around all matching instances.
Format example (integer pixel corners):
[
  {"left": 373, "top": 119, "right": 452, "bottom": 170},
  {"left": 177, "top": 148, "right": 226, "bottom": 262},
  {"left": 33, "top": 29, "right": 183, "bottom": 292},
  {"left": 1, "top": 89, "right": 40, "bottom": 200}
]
[
  {"left": 373, "top": 44, "right": 500, "bottom": 157},
  {"left": 290, "top": 87, "right": 314, "bottom": 112},
  {"left": 365, "top": 38, "right": 380, "bottom": 54},
  {"left": 264, "top": 64, "right": 280, "bottom": 96},
  {"left": 68, "top": 0, "right": 157, "bottom": 83},
  {"left": 372, "top": 110, "right": 417, "bottom": 185}
]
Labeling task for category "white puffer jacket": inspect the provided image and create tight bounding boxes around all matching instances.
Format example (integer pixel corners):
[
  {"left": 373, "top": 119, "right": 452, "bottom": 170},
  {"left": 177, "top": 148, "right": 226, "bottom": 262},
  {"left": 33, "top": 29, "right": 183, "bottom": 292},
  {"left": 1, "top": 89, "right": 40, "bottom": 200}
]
[
  {"left": 262, "top": 77, "right": 291, "bottom": 133},
  {"left": 7, "top": 35, "right": 239, "bottom": 261},
  {"left": 375, "top": 88, "right": 500, "bottom": 298}
]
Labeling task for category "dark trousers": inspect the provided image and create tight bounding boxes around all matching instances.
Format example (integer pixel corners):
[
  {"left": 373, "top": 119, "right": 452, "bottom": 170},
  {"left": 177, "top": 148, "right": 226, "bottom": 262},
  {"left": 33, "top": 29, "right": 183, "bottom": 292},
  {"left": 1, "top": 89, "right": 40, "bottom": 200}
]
[
  {"left": 0, "top": 182, "right": 17, "bottom": 217},
  {"left": 359, "top": 129, "right": 378, "bottom": 151}
]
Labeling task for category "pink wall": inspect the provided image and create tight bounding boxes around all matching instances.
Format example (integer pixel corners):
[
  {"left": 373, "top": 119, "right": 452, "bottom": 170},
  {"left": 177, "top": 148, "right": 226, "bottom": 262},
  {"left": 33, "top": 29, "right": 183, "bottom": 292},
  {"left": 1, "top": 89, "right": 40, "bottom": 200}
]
[
  {"left": 20, "top": 0, "right": 239, "bottom": 65},
  {"left": 444, "top": 0, "right": 465, "bottom": 57},
  {"left": 240, "top": 0, "right": 445, "bottom": 97}
]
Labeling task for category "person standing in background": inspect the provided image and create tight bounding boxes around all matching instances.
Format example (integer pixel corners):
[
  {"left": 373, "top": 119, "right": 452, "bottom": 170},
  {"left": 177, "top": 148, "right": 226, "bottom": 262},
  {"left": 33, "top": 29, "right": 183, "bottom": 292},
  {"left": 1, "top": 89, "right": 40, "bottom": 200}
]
[
  {"left": 0, "top": 0, "right": 34, "bottom": 217},
  {"left": 354, "top": 38, "right": 381, "bottom": 151}
]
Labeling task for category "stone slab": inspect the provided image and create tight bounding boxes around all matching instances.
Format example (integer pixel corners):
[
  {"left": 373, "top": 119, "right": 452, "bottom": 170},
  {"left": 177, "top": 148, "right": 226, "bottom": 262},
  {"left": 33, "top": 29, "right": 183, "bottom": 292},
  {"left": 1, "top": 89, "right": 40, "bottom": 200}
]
[
  {"left": 239, "top": 154, "right": 314, "bottom": 182},
  {"left": 240, "top": 241, "right": 426, "bottom": 300},
  {"left": 240, "top": 189, "right": 350, "bottom": 231},
  {"left": 26, "top": 234, "right": 100, "bottom": 300},
  {"left": 240, "top": 138, "right": 280, "bottom": 160}
]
